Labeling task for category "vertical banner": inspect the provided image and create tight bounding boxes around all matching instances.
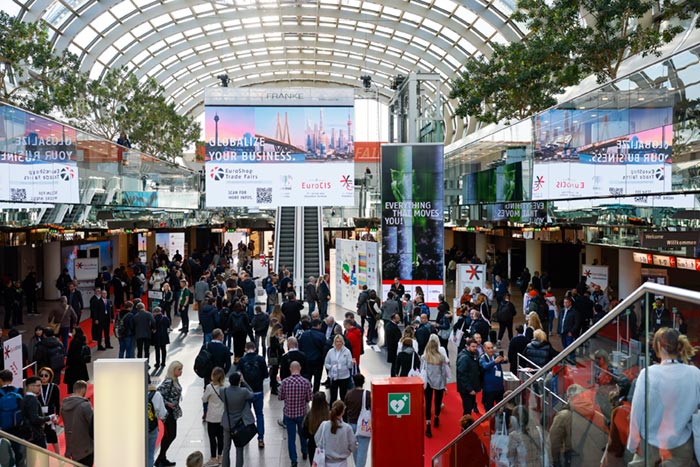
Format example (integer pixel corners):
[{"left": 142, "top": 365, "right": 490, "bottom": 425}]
[
  {"left": 3, "top": 335, "right": 23, "bottom": 387},
  {"left": 334, "top": 239, "right": 380, "bottom": 311},
  {"left": 381, "top": 144, "right": 444, "bottom": 306},
  {"left": 581, "top": 264, "right": 609, "bottom": 291},
  {"left": 456, "top": 263, "right": 486, "bottom": 296}
]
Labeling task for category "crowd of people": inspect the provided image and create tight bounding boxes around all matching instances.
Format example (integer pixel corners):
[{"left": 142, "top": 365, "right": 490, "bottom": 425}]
[{"left": 1, "top": 240, "right": 699, "bottom": 467}]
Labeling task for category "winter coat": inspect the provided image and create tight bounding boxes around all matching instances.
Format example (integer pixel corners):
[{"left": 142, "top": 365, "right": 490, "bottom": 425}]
[
  {"left": 392, "top": 347, "right": 420, "bottom": 377},
  {"left": 152, "top": 314, "right": 171, "bottom": 346},
  {"left": 64, "top": 335, "right": 89, "bottom": 389},
  {"left": 61, "top": 395, "right": 94, "bottom": 459},
  {"left": 456, "top": 349, "right": 481, "bottom": 394},
  {"left": 524, "top": 340, "right": 554, "bottom": 368}
]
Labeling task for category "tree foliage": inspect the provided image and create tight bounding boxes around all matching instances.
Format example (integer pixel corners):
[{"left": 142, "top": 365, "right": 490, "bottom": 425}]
[
  {"left": 451, "top": 0, "right": 700, "bottom": 124},
  {"left": 0, "top": 12, "right": 200, "bottom": 159}
]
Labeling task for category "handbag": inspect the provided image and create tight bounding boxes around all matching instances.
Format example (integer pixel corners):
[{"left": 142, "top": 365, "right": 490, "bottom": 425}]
[
  {"left": 48, "top": 306, "right": 68, "bottom": 334},
  {"left": 490, "top": 413, "right": 510, "bottom": 467},
  {"left": 438, "top": 327, "right": 451, "bottom": 341},
  {"left": 312, "top": 421, "right": 328, "bottom": 467},
  {"left": 450, "top": 329, "right": 464, "bottom": 346},
  {"left": 356, "top": 389, "right": 371, "bottom": 438},
  {"left": 692, "top": 405, "right": 700, "bottom": 463},
  {"left": 224, "top": 390, "right": 257, "bottom": 447}
]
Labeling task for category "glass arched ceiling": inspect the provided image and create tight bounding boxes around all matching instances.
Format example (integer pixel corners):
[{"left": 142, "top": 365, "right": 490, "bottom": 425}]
[{"left": 9, "top": 0, "right": 526, "bottom": 144}]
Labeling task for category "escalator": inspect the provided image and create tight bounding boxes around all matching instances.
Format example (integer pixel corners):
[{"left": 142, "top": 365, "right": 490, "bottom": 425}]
[
  {"left": 302, "top": 206, "right": 324, "bottom": 286},
  {"left": 432, "top": 282, "right": 700, "bottom": 467},
  {"left": 274, "top": 206, "right": 296, "bottom": 276}
]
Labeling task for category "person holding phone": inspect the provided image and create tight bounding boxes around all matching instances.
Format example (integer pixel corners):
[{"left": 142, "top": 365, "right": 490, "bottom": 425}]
[{"left": 479, "top": 341, "right": 507, "bottom": 411}]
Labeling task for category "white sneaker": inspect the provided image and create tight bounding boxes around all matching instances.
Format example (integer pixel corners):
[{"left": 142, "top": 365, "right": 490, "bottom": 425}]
[{"left": 204, "top": 459, "right": 219, "bottom": 466}]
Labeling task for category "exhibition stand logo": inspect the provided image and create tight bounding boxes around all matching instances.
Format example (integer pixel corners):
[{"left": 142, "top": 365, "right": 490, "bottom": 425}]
[
  {"left": 465, "top": 265, "right": 482, "bottom": 280},
  {"left": 655, "top": 167, "right": 664, "bottom": 181},
  {"left": 340, "top": 174, "right": 353, "bottom": 191},
  {"left": 533, "top": 175, "right": 545, "bottom": 192},
  {"left": 60, "top": 166, "right": 75, "bottom": 181},
  {"left": 210, "top": 166, "right": 225, "bottom": 181}
]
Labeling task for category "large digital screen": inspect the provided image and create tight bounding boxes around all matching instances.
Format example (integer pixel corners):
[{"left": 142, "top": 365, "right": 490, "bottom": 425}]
[
  {"left": 381, "top": 144, "right": 444, "bottom": 306},
  {"left": 204, "top": 88, "right": 355, "bottom": 207},
  {"left": 0, "top": 105, "right": 80, "bottom": 204}
]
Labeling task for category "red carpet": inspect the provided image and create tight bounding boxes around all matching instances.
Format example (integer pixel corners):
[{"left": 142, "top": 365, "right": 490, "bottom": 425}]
[{"left": 423, "top": 383, "right": 490, "bottom": 467}]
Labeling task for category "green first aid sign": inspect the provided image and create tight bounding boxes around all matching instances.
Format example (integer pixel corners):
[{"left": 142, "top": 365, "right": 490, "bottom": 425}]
[{"left": 388, "top": 392, "right": 410, "bottom": 417}]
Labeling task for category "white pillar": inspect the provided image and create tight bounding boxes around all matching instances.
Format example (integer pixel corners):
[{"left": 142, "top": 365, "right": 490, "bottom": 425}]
[
  {"left": 619, "top": 249, "right": 642, "bottom": 299},
  {"left": 585, "top": 244, "right": 602, "bottom": 266},
  {"left": 475, "top": 233, "right": 487, "bottom": 263},
  {"left": 525, "top": 239, "right": 542, "bottom": 274},
  {"left": 94, "top": 359, "right": 147, "bottom": 467},
  {"left": 43, "top": 241, "right": 61, "bottom": 300}
]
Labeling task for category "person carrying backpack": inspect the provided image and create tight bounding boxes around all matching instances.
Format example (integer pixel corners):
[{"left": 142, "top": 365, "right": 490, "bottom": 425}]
[
  {"left": 238, "top": 341, "right": 269, "bottom": 448},
  {"left": 0, "top": 370, "right": 24, "bottom": 438},
  {"left": 33, "top": 329, "right": 65, "bottom": 385}
]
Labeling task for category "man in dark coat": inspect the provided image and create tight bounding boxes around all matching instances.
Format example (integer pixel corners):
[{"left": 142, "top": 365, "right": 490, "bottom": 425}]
[
  {"left": 415, "top": 314, "right": 434, "bottom": 355},
  {"left": 279, "top": 337, "right": 307, "bottom": 381},
  {"left": 468, "top": 309, "right": 491, "bottom": 343},
  {"left": 317, "top": 274, "right": 331, "bottom": 319},
  {"left": 456, "top": 338, "right": 482, "bottom": 416},
  {"left": 67, "top": 283, "right": 84, "bottom": 323},
  {"left": 90, "top": 288, "right": 112, "bottom": 350},
  {"left": 384, "top": 312, "right": 403, "bottom": 365},
  {"left": 507, "top": 325, "right": 531, "bottom": 374},
  {"left": 298, "top": 319, "right": 326, "bottom": 392},
  {"left": 281, "top": 293, "right": 304, "bottom": 336},
  {"left": 21, "top": 376, "right": 53, "bottom": 448}
]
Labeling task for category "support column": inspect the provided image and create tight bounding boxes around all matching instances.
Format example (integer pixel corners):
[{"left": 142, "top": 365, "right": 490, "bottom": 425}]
[
  {"left": 525, "top": 239, "right": 542, "bottom": 275},
  {"left": 585, "top": 244, "right": 602, "bottom": 266},
  {"left": 618, "top": 249, "right": 642, "bottom": 299},
  {"left": 475, "top": 233, "right": 487, "bottom": 264},
  {"left": 43, "top": 241, "right": 61, "bottom": 300}
]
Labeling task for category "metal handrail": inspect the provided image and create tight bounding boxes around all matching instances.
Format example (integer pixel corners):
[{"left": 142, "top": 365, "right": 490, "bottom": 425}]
[
  {"left": 0, "top": 429, "right": 87, "bottom": 467},
  {"left": 432, "top": 281, "right": 700, "bottom": 462}
]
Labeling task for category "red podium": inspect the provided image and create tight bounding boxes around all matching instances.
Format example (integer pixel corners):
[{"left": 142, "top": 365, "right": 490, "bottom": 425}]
[{"left": 371, "top": 377, "right": 425, "bottom": 467}]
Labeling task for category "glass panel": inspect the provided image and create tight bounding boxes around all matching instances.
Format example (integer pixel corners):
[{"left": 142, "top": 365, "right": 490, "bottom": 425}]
[{"left": 1, "top": 429, "right": 86, "bottom": 466}]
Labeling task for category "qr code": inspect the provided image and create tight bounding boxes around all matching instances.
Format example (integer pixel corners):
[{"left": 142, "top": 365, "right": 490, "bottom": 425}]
[
  {"left": 11, "top": 188, "right": 26, "bottom": 201},
  {"left": 257, "top": 187, "right": 272, "bottom": 204}
]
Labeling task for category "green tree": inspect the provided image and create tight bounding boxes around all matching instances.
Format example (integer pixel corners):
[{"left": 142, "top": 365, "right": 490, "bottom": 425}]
[{"left": 0, "top": 11, "right": 86, "bottom": 114}]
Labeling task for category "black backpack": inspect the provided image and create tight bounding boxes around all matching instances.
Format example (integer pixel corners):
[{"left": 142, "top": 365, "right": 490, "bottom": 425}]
[
  {"left": 240, "top": 356, "right": 263, "bottom": 388},
  {"left": 47, "top": 343, "right": 66, "bottom": 370},
  {"left": 147, "top": 390, "right": 158, "bottom": 431},
  {"left": 229, "top": 312, "right": 245, "bottom": 334},
  {"left": 193, "top": 343, "right": 214, "bottom": 379}
]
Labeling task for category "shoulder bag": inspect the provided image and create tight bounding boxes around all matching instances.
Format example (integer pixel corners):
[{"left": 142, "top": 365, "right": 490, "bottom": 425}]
[
  {"left": 48, "top": 306, "right": 68, "bottom": 334},
  {"left": 224, "top": 389, "right": 257, "bottom": 447},
  {"left": 312, "top": 421, "right": 328, "bottom": 467},
  {"left": 356, "top": 389, "right": 371, "bottom": 438}
]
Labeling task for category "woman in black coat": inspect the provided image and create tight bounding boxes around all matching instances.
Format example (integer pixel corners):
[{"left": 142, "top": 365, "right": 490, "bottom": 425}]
[
  {"left": 64, "top": 327, "right": 89, "bottom": 394},
  {"left": 152, "top": 307, "right": 171, "bottom": 368}
]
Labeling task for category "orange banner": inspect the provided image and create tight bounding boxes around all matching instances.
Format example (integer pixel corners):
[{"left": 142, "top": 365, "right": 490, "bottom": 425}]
[{"left": 354, "top": 141, "right": 382, "bottom": 162}]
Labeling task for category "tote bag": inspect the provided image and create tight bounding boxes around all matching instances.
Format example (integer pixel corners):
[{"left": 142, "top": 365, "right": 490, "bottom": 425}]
[
  {"left": 356, "top": 390, "right": 371, "bottom": 438},
  {"left": 312, "top": 422, "right": 328, "bottom": 467},
  {"left": 490, "top": 413, "right": 510, "bottom": 467}
]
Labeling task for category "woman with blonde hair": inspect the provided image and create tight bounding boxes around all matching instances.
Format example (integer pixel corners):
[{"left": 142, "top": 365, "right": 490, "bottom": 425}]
[
  {"left": 156, "top": 360, "right": 184, "bottom": 467},
  {"left": 314, "top": 400, "right": 357, "bottom": 467},
  {"left": 628, "top": 327, "right": 700, "bottom": 466},
  {"left": 325, "top": 334, "right": 354, "bottom": 403},
  {"left": 526, "top": 312, "right": 543, "bottom": 340},
  {"left": 202, "top": 367, "right": 228, "bottom": 466},
  {"left": 421, "top": 336, "right": 448, "bottom": 438}
]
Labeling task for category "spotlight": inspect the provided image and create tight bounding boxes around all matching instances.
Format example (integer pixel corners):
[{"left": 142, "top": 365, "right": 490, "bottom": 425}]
[
  {"left": 360, "top": 75, "right": 372, "bottom": 90},
  {"left": 217, "top": 74, "right": 230, "bottom": 87}
]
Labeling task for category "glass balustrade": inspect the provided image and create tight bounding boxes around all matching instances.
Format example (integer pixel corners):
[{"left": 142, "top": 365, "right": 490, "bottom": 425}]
[
  {"left": 1, "top": 428, "right": 86, "bottom": 467},
  {"left": 433, "top": 282, "right": 700, "bottom": 467}
]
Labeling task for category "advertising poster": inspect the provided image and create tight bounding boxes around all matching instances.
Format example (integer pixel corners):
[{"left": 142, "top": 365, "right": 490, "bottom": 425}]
[
  {"left": 334, "top": 239, "right": 380, "bottom": 311},
  {"left": 381, "top": 144, "right": 444, "bottom": 306},
  {"left": 204, "top": 88, "right": 355, "bottom": 207},
  {"left": 3, "top": 335, "right": 23, "bottom": 387},
  {"left": 582, "top": 264, "right": 609, "bottom": 291},
  {"left": 456, "top": 263, "right": 486, "bottom": 297},
  {"left": 0, "top": 105, "right": 80, "bottom": 204}
]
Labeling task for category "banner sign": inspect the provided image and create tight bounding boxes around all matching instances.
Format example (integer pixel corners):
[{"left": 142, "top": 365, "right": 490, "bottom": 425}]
[
  {"left": 0, "top": 105, "right": 80, "bottom": 203},
  {"left": 677, "top": 257, "right": 700, "bottom": 271},
  {"left": 74, "top": 257, "right": 99, "bottom": 281},
  {"left": 381, "top": 144, "right": 444, "bottom": 305},
  {"left": 3, "top": 335, "right": 23, "bottom": 387},
  {"left": 354, "top": 142, "right": 382, "bottom": 162},
  {"left": 456, "top": 263, "right": 486, "bottom": 296},
  {"left": 490, "top": 201, "right": 547, "bottom": 224},
  {"left": 334, "top": 239, "right": 380, "bottom": 311},
  {"left": 204, "top": 87, "right": 355, "bottom": 207},
  {"left": 640, "top": 231, "right": 700, "bottom": 248},
  {"left": 633, "top": 252, "right": 653, "bottom": 264},
  {"left": 581, "top": 264, "right": 609, "bottom": 290},
  {"left": 652, "top": 254, "right": 676, "bottom": 268}
]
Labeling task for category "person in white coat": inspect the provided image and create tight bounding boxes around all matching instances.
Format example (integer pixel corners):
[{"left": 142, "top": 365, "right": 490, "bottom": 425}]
[{"left": 324, "top": 334, "right": 354, "bottom": 403}]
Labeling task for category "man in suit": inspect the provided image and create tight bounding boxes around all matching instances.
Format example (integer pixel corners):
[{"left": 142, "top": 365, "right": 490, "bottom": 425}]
[
  {"left": 317, "top": 274, "right": 331, "bottom": 319},
  {"left": 208, "top": 329, "right": 232, "bottom": 378},
  {"left": 507, "top": 325, "right": 531, "bottom": 374},
  {"left": 90, "top": 288, "right": 112, "bottom": 350},
  {"left": 21, "top": 376, "right": 54, "bottom": 448},
  {"left": 384, "top": 313, "right": 403, "bottom": 365},
  {"left": 67, "top": 283, "right": 84, "bottom": 323},
  {"left": 559, "top": 296, "right": 576, "bottom": 349},
  {"left": 279, "top": 337, "right": 307, "bottom": 381},
  {"left": 220, "top": 372, "right": 255, "bottom": 467}
]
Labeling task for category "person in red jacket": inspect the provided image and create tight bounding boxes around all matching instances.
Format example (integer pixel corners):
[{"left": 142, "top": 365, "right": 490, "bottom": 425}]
[{"left": 343, "top": 319, "right": 363, "bottom": 368}]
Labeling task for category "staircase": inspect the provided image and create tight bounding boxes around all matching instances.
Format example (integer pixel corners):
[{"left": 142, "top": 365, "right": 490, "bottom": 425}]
[{"left": 432, "top": 282, "right": 700, "bottom": 467}]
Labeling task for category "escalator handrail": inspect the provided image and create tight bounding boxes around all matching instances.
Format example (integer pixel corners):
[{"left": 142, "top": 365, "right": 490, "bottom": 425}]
[
  {"left": 431, "top": 281, "right": 700, "bottom": 462},
  {"left": 0, "top": 428, "right": 87, "bottom": 466}
]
